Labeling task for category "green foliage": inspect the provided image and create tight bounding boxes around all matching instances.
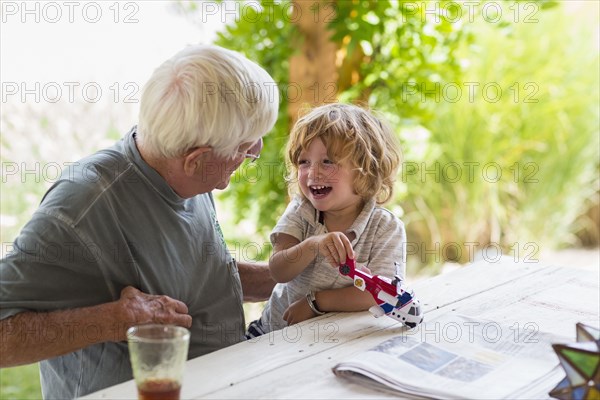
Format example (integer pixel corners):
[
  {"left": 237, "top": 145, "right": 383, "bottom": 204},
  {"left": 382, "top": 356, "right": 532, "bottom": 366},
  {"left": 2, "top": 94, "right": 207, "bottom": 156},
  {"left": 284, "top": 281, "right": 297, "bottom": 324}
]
[
  {"left": 398, "top": 3, "right": 599, "bottom": 270},
  {"left": 0, "top": 364, "right": 42, "bottom": 400},
  {"left": 207, "top": 0, "right": 475, "bottom": 241},
  {"left": 331, "top": 0, "right": 467, "bottom": 122},
  {"left": 213, "top": 1, "right": 299, "bottom": 243},
  {"left": 185, "top": 0, "right": 598, "bottom": 272}
]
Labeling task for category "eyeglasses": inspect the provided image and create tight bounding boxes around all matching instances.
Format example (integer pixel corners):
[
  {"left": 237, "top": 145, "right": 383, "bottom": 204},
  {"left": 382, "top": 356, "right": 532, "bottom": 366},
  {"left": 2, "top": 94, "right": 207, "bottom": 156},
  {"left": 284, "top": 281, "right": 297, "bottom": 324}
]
[
  {"left": 236, "top": 138, "right": 262, "bottom": 163},
  {"left": 236, "top": 151, "right": 260, "bottom": 162}
]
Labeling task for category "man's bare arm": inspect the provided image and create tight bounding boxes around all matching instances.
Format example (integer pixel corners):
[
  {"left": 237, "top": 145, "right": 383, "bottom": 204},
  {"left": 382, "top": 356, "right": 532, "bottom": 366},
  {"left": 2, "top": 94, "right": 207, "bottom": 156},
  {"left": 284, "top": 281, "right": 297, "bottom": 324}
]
[
  {"left": 237, "top": 261, "right": 276, "bottom": 302},
  {"left": 0, "top": 286, "right": 192, "bottom": 368}
]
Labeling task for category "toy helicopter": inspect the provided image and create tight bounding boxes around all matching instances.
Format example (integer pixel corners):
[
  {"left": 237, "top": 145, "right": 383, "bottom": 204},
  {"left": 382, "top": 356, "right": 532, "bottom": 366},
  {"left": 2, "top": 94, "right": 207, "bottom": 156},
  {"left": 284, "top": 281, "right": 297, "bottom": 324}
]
[{"left": 339, "top": 259, "right": 424, "bottom": 328}]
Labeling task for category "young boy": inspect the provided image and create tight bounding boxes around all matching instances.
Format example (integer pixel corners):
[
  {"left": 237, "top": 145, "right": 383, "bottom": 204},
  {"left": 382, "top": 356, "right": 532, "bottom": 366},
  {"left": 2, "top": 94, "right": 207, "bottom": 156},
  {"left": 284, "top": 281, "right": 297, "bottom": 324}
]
[{"left": 247, "top": 103, "right": 405, "bottom": 336}]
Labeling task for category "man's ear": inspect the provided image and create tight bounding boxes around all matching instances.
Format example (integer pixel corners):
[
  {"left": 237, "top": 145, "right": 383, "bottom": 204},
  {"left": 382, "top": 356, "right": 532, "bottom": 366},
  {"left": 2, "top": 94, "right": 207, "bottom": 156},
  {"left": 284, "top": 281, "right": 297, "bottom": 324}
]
[{"left": 183, "top": 147, "right": 212, "bottom": 177}]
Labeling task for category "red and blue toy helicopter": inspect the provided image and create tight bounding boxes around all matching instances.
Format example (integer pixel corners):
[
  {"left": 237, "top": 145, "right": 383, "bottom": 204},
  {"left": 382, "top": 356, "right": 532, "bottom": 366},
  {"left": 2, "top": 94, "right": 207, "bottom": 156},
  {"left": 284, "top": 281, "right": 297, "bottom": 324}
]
[{"left": 339, "top": 259, "right": 423, "bottom": 328}]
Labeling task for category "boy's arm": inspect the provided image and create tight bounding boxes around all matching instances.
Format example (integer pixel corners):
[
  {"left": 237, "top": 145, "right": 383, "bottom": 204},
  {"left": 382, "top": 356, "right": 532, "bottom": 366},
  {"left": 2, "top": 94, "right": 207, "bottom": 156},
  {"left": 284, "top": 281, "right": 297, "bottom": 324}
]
[
  {"left": 270, "top": 232, "right": 355, "bottom": 283},
  {"left": 313, "top": 286, "right": 376, "bottom": 311},
  {"left": 282, "top": 286, "right": 376, "bottom": 325},
  {"left": 269, "top": 233, "right": 319, "bottom": 283}
]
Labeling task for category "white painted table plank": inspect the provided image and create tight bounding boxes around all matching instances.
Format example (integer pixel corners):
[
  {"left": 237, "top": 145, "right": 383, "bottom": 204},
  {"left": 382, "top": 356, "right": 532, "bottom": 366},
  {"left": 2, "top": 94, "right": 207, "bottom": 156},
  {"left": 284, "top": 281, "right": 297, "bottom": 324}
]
[
  {"left": 82, "top": 259, "right": 599, "bottom": 399},
  {"left": 198, "top": 263, "right": 598, "bottom": 399}
]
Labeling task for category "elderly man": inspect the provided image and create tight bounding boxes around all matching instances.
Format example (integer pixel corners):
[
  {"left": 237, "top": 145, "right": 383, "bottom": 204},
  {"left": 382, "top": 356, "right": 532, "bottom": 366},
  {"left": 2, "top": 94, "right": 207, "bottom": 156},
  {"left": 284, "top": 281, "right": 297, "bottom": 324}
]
[{"left": 0, "top": 44, "right": 278, "bottom": 399}]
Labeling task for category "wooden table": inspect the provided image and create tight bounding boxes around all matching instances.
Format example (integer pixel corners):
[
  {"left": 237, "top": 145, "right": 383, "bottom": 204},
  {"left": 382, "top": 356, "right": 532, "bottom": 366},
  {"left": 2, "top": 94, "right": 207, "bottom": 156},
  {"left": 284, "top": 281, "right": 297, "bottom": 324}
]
[{"left": 84, "top": 258, "right": 599, "bottom": 399}]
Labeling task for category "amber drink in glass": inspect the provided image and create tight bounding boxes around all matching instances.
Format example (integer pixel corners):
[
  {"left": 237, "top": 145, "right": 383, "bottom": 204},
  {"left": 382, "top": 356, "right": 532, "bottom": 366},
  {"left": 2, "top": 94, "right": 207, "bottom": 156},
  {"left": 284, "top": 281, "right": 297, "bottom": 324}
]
[{"left": 127, "top": 325, "right": 190, "bottom": 400}]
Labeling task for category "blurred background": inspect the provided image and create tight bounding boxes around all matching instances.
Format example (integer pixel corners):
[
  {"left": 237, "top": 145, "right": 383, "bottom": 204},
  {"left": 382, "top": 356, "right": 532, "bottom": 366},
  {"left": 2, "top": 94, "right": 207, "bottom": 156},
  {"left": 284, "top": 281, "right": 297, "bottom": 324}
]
[{"left": 1, "top": 0, "right": 598, "bottom": 398}]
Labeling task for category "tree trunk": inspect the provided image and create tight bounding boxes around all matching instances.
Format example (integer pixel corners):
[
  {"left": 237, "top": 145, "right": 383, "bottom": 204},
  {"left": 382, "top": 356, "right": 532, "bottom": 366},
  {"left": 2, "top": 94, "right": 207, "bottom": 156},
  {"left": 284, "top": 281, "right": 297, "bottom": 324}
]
[{"left": 288, "top": 0, "right": 338, "bottom": 125}]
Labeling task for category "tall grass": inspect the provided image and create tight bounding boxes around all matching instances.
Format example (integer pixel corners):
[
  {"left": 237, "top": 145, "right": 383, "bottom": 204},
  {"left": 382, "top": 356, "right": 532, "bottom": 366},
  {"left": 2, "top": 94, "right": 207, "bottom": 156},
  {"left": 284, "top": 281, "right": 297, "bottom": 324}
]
[
  {"left": 397, "top": 3, "right": 599, "bottom": 271},
  {"left": 0, "top": 364, "right": 42, "bottom": 400}
]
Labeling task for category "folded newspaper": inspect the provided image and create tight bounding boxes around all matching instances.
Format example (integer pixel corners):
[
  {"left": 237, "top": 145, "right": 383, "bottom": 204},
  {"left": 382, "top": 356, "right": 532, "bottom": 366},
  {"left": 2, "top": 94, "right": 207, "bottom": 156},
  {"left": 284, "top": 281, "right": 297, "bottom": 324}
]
[{"left": 333, "top": 313, "right": 565, "bottom": 399}]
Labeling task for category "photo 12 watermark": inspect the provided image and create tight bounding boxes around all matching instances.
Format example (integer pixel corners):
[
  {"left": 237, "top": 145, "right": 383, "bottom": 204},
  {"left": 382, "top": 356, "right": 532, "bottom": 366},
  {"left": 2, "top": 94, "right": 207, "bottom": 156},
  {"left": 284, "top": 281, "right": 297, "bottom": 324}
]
[
  {"left": 195, "top": 1, "right": 333, "bottom": 24},
  {"left": 1, "top": 158, "right": 542, "bottom": 191},
  {"left": 400, "top": 1, "right": 541, "bottom": 24},
  {"left": 401, "top": 161, "right": 539, "bottom": 184},
  {"left": 1, "top": 1, "right": 140, "bottom": 24},
  {"left": 1, "top": 82, "right": 140, "bottom": 104},
  {"left": 3, "top": 79, "right": 537, "bottom": 107},
  {"left": 191, "top": 1, "right": 541, "bottom": 25},
  {"left": 245, "top": 321, "right": 340, "bottom": 345},
  {"left": 401, "top": 81, "right": 540, "bottom": 104},
  {"left": 405, "top": 241, "right": 539, "bottom": 264},
  {"left": 399, "top": 320, "right": 540, "bottom": 345},
  {"left": 1, "top": 237, "right": 541, "bottom": 269}
]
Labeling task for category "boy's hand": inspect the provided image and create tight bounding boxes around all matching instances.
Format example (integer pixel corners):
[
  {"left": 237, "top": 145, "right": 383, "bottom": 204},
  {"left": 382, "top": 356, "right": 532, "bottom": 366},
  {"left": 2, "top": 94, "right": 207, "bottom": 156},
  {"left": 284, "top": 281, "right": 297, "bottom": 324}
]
[{"left": 312, "top": 232, "right": 355, "bottom": 267}]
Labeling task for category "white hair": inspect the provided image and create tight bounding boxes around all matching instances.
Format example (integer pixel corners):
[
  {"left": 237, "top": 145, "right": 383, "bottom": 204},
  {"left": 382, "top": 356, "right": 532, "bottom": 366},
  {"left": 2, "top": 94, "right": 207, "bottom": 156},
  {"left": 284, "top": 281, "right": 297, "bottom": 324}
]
[{"left": 137, "top": 44, "right": 279, "bottom": 158}]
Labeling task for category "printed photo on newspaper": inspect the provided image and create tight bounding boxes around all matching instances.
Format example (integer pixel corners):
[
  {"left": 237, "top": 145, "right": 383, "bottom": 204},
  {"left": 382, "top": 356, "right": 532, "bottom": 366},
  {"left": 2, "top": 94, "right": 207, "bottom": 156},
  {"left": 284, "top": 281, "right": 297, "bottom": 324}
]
[{"left": 332, "top": 313, "right": 567, "bottom": 399}]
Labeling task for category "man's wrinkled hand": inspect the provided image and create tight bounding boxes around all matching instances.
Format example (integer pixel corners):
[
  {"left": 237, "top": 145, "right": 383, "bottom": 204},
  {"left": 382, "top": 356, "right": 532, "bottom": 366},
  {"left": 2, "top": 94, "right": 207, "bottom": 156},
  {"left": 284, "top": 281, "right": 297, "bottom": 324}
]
[{"left": 114, "top": 286, "right": 192, "bottom": 340}]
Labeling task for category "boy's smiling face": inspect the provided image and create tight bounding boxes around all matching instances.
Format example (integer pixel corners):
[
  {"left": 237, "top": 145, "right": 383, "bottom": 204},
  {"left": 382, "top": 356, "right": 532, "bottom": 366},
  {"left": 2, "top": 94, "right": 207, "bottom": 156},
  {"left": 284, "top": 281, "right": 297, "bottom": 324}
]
[{"left": 297, "top": 138, "right": 362, "bottom": 215}]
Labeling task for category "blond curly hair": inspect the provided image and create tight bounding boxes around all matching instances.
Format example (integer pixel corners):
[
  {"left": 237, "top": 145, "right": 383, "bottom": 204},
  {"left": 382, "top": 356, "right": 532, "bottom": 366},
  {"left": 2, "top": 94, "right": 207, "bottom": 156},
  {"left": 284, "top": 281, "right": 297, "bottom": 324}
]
[{"left": 286, "top": 103, "right": 402, "bottom": 204}]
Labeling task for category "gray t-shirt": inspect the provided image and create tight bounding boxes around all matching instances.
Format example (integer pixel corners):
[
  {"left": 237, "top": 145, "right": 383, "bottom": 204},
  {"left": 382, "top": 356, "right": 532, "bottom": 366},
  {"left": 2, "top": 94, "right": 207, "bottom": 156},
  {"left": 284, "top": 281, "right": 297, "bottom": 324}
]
[
  {"left": 259, "top": 195, "right": 406, "bottom": 332},
  {"left": 0, "top": 127, "right": 245, "bottom": 399}
]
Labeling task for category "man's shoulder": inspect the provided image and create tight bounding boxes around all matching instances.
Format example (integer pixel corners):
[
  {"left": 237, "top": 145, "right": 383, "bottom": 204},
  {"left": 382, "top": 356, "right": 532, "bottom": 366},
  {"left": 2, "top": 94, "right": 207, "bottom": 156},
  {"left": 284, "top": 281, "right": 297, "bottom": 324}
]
[
  {"left": 64, "top": 144, "right": 131, "bottom": 186},
  {"left": 38, "top": 143, "right": 134, "bottom": 221}
]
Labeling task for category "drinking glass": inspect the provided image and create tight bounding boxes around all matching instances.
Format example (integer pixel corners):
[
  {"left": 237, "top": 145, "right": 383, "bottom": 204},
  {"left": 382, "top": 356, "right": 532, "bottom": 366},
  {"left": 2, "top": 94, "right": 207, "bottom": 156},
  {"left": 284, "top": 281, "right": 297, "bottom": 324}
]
[{"left": 127, "top": 324, "right": 190, "bottom": 400}]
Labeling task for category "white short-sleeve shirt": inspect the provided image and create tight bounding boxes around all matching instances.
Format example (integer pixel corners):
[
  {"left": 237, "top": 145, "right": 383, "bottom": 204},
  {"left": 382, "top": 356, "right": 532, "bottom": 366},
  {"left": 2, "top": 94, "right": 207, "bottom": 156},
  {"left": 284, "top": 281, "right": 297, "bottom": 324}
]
[{"left": 258, "top": 195, "right": 407, "bottom": 332}]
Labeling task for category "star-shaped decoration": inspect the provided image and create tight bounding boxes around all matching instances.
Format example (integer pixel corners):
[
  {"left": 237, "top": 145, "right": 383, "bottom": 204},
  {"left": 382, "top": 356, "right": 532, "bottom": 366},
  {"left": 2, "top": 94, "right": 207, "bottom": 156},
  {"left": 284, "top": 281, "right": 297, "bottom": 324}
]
[{"left": 550, "top": 323, "right": 600, "bottom": 400}]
